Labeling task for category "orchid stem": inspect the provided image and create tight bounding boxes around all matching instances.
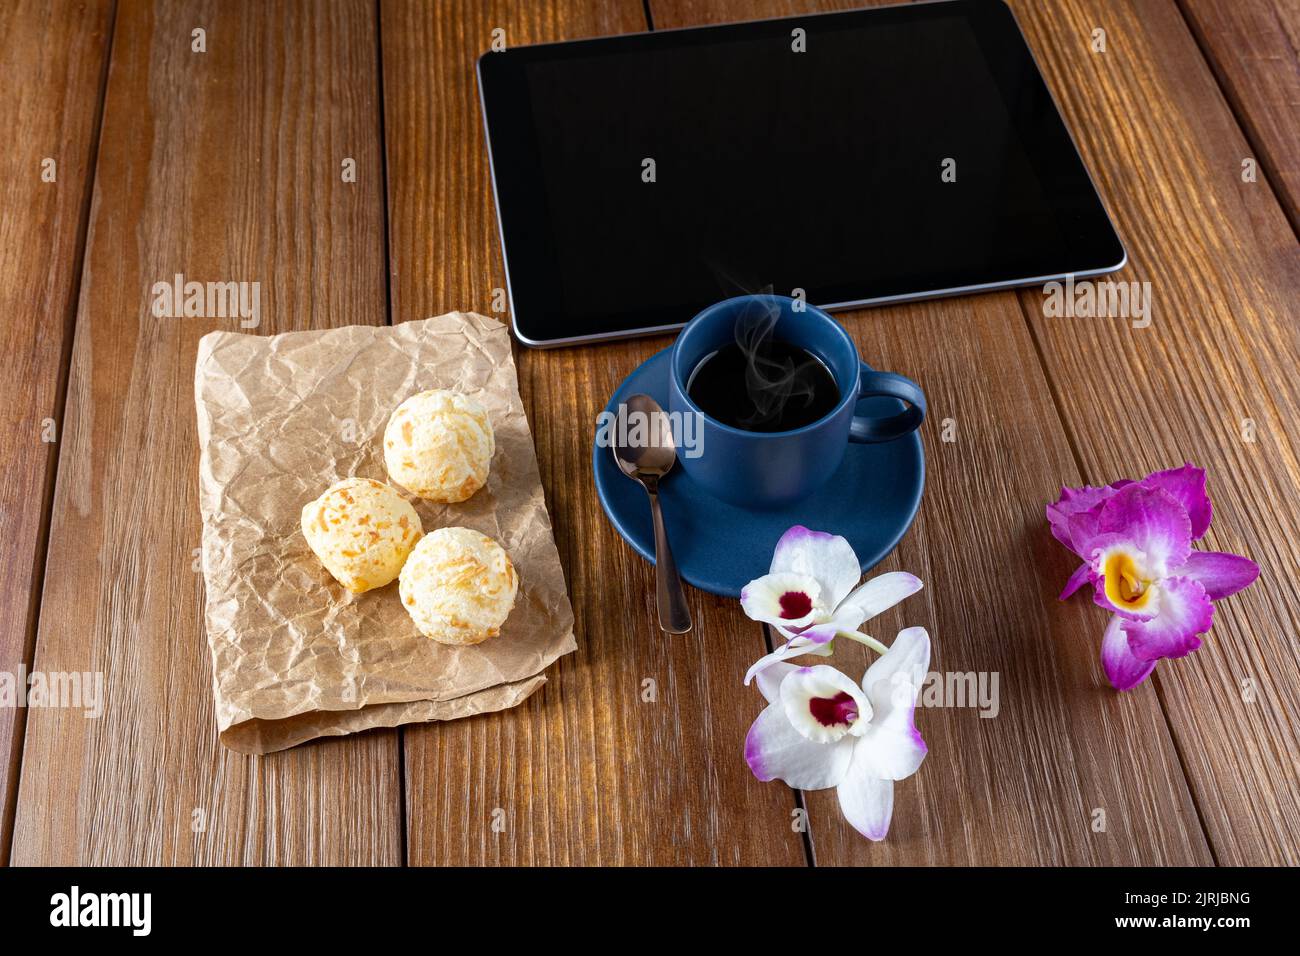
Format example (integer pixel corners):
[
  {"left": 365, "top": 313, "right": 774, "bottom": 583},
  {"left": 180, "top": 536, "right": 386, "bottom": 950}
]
[{"left": 837, "top": 630, "right": 888, "bottom": 655}]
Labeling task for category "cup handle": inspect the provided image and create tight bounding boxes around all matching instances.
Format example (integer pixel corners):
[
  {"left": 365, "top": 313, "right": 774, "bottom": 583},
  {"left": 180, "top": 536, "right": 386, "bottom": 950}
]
[{"left": 848, "top": 364, "right": 926, "bottom": 443}]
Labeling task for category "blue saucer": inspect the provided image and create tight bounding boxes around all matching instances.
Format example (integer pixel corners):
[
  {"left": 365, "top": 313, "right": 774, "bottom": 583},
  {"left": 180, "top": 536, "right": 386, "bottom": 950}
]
[{"left": 593, "top": 348, "right": 925, "bottom": 597}]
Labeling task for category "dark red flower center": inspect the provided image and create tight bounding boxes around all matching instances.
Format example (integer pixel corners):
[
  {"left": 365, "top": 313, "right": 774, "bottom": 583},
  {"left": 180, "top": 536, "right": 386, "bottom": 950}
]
[
  {"left": 778, "top": 590, "right": 813, "bottom": 619},
  {"left": 809, "top": 692, "right": 858, "bottom": 727}
]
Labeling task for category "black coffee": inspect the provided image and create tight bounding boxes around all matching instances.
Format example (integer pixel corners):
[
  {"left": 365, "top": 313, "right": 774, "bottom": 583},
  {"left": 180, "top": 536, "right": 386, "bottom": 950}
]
[{"left": 687, "top": 340, "right": 840, "bottom": 432}]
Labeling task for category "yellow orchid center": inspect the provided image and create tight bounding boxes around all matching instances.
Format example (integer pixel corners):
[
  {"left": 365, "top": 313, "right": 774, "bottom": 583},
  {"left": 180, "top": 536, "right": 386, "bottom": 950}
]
[{"left": 1103, "top": 551, "right": 1154, "bottom": 610}]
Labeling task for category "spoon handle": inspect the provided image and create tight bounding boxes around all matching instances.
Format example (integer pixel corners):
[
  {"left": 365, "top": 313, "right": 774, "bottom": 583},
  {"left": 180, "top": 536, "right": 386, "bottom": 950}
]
[{"left": 645, "top": 484, "right": 691, "bottom": 633}]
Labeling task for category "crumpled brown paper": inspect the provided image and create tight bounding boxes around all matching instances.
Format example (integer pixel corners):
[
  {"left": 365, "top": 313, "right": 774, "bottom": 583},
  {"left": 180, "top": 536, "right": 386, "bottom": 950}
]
[{"left": 194, "top": 313, "right": 576, "bottom": 754}]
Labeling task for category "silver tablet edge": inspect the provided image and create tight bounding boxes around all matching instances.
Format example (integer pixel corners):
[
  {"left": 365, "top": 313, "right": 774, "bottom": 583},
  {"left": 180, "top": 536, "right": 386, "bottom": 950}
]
[{"left": 476, "top": 1, "right": 1129, "bottom": 351}]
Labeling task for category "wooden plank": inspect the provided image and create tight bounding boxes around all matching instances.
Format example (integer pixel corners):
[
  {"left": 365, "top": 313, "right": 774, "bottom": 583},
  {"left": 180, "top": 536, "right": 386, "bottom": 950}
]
[
  {"left": 649, "top": 0, "right": 1212, "bottom": 864},
  {"left": 10, "top": 0, "right": 402, "bottom": 865},
  {"left": 1179, "top": 0, "right": 1300, "bottom": 233},
  {"left": 0, "top": 0, "right": 115, "bottom": 862},
  {"left": 1009, "top": 0, "right": 1300, "bottom": 865},
  {"left": 381, "top": 0, "right": 809, "bottom": 865}
]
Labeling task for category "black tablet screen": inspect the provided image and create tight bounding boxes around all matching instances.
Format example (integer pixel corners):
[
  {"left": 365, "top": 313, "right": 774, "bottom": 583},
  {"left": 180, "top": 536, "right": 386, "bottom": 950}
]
[{"left": 479, "top": 0, "right": 1124, "bottom": 345}]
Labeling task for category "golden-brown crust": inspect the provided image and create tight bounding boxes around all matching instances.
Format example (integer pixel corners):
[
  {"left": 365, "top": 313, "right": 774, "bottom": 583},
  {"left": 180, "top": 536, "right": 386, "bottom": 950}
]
[
  {"left": 397, "top": 527, "right": 518, "bottom": 644},
  {"left": 383, "top": 390, "right": 494, "bottom": 503},
  {"left": 300, "top": 477, "right": 422, "bottom": 593}
]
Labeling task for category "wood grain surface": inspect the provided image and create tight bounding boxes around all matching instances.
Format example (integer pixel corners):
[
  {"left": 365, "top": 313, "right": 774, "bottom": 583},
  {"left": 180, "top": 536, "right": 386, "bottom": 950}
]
[
  {"left": 1179, "top": 0, "right": 1300, "bottom": 233},
  {"left": 3, "top": 0, "right": 1295, "bottom": 866},
  {"left": 0, "top": 0, "right": 115, "bottom": 862},
  {"left": 648, "top": 0, "right": 1212, "bottom": 865},
  {"left": 9, "top": 0, "right": 402, "bottom": 865},
  {"left": 382, "top": 0, "right": 809, "bottom": 866},
  {"left": 1012, "top": 0, "right": 1300, "bottom": 865}
]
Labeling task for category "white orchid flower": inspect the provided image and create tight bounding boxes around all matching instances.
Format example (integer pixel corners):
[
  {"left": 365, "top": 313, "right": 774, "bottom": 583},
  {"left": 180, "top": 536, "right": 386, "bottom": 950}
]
[
  {"left": 740, "top": 525, "right": 923, "bottom": 683},
  {"left": 744, "top": 627, "right": 931, "bottom": 841}
]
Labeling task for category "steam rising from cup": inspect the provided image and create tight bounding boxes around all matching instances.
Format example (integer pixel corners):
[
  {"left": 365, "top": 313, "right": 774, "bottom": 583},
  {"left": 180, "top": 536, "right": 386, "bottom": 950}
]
[{"left": 732, "top": 298, "right": 819, "bottom": 428}]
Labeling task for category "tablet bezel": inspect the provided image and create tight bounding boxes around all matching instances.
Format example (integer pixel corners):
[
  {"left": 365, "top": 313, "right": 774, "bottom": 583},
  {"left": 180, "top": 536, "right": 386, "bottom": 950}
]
[{"left": 478, "top": 0, "right": 1126, "bottom": 347}]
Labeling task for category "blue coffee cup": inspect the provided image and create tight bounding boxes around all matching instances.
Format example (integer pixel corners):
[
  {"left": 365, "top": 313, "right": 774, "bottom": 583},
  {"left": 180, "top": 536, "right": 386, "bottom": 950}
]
[{"left": 667, "top": 294, "right": 925, "bottom": 509}]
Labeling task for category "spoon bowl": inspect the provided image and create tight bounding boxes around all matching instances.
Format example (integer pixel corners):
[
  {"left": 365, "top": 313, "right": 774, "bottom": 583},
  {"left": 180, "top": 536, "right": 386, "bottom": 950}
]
[
  {"left": 613, "top": 393, "right": 679, "bottom": 479},
  {"left": 611, "top": 393, "right": 691, "bottom": 633}
]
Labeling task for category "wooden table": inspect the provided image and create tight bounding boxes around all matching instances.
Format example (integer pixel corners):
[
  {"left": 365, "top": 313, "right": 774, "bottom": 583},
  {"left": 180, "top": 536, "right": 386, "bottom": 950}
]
[{"left": 2, "top": 0, "right": 1297, "bottom": 866}]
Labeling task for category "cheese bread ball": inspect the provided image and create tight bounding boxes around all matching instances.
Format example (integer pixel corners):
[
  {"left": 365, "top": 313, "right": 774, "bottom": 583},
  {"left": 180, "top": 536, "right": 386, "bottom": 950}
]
[
  {"left": 398, "top": 527, "right": 518, "bottom": 645},
  {"left": 383, "top": 390, "right": 494, "bottom": 503},
  {"left": 301, "top": 477, "right": 422, "bottom": 593}
]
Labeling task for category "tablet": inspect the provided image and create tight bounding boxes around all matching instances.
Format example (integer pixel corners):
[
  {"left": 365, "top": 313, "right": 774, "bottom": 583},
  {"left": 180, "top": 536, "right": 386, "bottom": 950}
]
[{"left": 478, "top": 0, "right": 1125, "bottom": 347}]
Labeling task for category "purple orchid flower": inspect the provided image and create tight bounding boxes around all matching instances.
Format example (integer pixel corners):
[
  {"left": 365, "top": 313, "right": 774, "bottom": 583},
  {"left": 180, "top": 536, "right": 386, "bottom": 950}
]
[{"left": 1048, "top": 463, "right": 1258, "bottom": 691}]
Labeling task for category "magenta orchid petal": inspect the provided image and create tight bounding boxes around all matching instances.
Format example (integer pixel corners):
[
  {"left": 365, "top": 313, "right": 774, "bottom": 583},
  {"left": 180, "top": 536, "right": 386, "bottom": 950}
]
[
  {"left": 1055, "top": 483, "right": 1118, "bottom": 507},
  {"left": 1091, "top": 485, "right": 1193, "bottom": 576},
  {"left": 1140, "top": 463, "right": 1212, "bottom": 539},
  {"left": 1045, "top": 508, "right": 1073, "bottom": 551},
  {"left": 1050, "top": 464, "right": 1255, "bottom": 693},
  {"left": 836, "top": 757, "right": 895, "bottom": 842},
  {"left": 769, "top": 525, "right": 861, "bottom": 610},
  {"left": 1059, "top": 562, "right": 1092, "bottom": 600},
  {"left": 1046, "top": 483, "right": 1117, "bottom": 555},
  {"left": 1175, "top": 550, "right": 1260, "bottom": 600},
  {"left": 1066, "top": 510, "right": 1105, "bottom": 557},
  {"left": 1122, "top": 576, "right": 1213, "bottom": 661},
  {"left": 1100, "top": 614, "right": 1157, "bottom": 691},
  {"left": 744, "top": 702, "right": 854, "bottom": 789}
]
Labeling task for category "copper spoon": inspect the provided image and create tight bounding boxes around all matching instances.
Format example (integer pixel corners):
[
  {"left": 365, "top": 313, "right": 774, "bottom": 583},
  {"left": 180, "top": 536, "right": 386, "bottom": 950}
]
[{"left": 612, "top": 393, "right": 692, "bottom": 633}]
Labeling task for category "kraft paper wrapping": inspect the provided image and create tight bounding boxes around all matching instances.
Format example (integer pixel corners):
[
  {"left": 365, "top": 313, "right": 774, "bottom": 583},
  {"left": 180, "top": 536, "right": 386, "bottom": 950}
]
[{"left": 194, "top": 313, "right": 576, "bottom": 754}]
